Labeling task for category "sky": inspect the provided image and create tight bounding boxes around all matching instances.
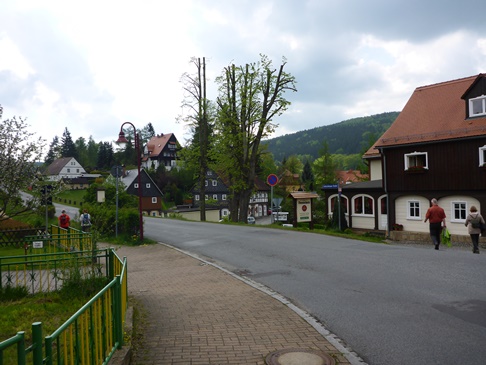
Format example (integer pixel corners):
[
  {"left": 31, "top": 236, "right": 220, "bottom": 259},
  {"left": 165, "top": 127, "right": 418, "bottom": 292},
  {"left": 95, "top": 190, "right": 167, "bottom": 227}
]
[{"left": 1, "top": 0, "right": 486, "bottom": 151}]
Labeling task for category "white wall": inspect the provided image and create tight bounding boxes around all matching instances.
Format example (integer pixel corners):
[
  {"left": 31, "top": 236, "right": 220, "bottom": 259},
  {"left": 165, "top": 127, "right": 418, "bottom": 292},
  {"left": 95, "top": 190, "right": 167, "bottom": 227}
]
[{"left": 369, "top": 159, "right": 382, "bottom": 181}]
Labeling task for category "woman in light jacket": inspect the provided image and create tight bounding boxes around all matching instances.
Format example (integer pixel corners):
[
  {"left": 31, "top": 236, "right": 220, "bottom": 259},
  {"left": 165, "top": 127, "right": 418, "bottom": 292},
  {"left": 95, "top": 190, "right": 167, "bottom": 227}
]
[{"left": 464, "top": 205, "right": 484, "bottom": 254}]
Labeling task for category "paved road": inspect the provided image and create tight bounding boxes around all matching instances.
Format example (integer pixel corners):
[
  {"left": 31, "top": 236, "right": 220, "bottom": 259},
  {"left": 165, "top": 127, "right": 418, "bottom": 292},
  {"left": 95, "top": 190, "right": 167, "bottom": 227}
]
[{"left": 144, "top": 217, "right": 486, "bottom": 365}]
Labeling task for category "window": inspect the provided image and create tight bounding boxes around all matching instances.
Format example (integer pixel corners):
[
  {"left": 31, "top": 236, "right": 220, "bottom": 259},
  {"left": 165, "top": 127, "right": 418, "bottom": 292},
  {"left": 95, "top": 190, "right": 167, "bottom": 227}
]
[
  {"left": 452, "top": 201, "right": 467, "bottom": 222},
  {"left": 67, "top": 169, "right": 70, "bottom": 173},
  {"left": 134, "top": 183, "right": 138, "bottom": 188},
  {"left": 205, "top": 180, "right": 208, "bottom": 186},
  {"left": 146, "top": 183, "right": 151, "bottom": 188},
  {"left": 469, "top": 95, "right": 486, "bottom": 117},
  {"left": 479, "top": 145, "right": 486, "bottom": 166},
  {"left": 152, "top": 197, "right": 157, "bottom": 203},
  {"left": 195, "top": 194, "right": 200, "bottom": 201},
  {"left": 353, "top": 195, "right": 373, "bottom": 215},
  {"left": 205, "top": 195, "right": 208, "bottom": 200},
  {"left": 407, "top": 200, "right": 421, "bottom": 219},
  {"left": 222, "top": 194, "right": 227, "bottom": 201},
  {"left": 329, "top": 195, "right": 348, "bottom": 214},
  {"left": 76, "top": 169, "right": 79, "bottom": 173},
  {"left": 212, "top": 180, "right": 217, "bottom": 186},
  {"left": 404, "top": 152, "right": 428, "bottom": 170}
]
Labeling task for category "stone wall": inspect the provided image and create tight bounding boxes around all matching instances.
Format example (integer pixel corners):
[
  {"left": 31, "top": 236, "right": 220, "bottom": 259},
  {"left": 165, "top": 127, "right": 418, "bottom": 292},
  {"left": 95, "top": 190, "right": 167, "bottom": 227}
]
[{"left": 389, "top": 230, "right": 486, "bottom": 249}]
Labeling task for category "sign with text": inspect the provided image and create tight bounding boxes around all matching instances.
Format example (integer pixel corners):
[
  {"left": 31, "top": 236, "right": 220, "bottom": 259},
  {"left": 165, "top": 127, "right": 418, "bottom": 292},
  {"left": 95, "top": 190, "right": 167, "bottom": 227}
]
[
  {"left": 296, "top": 198, "right": 311, "bottom": 222},
  {"left": 32, "top": 241, "right": 43, "bottom": 249}
]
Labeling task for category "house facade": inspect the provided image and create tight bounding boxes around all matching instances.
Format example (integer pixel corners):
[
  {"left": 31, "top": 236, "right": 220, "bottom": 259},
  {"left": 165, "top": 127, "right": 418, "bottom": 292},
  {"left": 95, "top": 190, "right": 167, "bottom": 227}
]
[
  {"left": 324, "top": 73, "right": 486, "bottom": 238},
  {"left": 192, "top": 170, "right": 231, "bottom": 219},
  {"left": 45, "top": 157, "right": 87, "bottom": 181},
  {"left": 192, "top": 170, "right": 271, "bottom": 219},
  {"left": 142, "top": 134, "right": 179, "bottom": 171},
  {"left": 119, "top": 168, "right": 164, "bottom": 216}
]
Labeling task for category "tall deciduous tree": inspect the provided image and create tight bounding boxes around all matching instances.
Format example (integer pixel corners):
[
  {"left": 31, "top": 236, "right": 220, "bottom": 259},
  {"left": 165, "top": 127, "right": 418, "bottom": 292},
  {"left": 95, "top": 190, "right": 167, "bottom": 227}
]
[
  {"left": 0, "top": 105, "right": 46, "bottom": 221},
  {"left": 312, "top": 141, "right": 337, "bottom": 186},
  {"left": 180, "top": 57, "right": 213, "bottom": 221},
  {"left": 214, "top": 55, "right": 296, "bottom": 222}
]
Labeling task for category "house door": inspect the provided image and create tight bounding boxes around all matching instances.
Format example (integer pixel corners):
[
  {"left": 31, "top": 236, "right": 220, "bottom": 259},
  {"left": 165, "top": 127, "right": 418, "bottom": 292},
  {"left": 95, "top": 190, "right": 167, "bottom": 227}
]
[{"left": 378, "top": 195, "right": 388, "bottom": 231}]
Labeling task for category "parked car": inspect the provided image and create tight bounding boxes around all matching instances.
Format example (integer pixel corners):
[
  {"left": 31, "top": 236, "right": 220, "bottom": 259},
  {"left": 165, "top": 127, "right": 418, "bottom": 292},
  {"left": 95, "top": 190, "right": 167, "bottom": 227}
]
[{"left": 247, "top": 216, "right": 256, "bottom": 224}]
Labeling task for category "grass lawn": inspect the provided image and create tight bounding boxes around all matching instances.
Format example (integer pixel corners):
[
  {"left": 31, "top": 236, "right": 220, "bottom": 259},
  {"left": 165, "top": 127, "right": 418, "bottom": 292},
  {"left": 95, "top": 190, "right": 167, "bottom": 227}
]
[{"left": 54, "top": 189, "right": 87, "bottom": 208}]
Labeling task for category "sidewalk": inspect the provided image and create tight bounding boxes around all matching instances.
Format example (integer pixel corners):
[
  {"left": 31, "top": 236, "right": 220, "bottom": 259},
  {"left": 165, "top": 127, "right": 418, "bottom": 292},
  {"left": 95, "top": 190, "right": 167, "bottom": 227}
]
[{"left": 111, "top": 243, "right": 360, "bottom": 365}]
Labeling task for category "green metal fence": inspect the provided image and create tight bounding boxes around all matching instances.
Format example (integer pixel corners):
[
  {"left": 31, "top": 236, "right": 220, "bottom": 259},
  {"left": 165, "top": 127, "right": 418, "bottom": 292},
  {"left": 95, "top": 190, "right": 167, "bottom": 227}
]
[{"left": 0, "top": 231, "right": 128, "bottom": 365}]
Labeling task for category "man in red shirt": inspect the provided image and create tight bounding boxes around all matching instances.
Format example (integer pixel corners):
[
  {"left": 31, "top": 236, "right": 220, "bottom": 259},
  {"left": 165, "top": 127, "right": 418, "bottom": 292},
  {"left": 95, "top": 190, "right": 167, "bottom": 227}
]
[
  {"left": 58, "top": 210, "right": 71, "bottom": 229},
  {"left": 424, "top": 198, "right": 446, "bottom": 250}
]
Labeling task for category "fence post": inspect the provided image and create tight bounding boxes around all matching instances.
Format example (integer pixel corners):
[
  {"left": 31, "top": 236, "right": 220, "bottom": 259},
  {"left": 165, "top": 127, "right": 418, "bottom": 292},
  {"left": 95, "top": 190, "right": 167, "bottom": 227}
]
[
  {"left": 17, "top": 331, "right": 26, "bottom": 365},
  {"left": 45, "top": 336, "right": 53, "bottom": 365},
  {"left": 32, "top": 322, "right": 43, "bottom": 365},
  {"left": 114, "top": 275, "right": 123, "bottom": 348}
]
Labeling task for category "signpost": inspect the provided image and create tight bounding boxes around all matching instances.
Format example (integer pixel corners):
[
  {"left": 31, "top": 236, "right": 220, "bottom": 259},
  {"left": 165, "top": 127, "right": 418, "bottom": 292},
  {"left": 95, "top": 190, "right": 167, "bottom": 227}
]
[{"left": 267, "top": 174, "right": 279, "bottom": 223}]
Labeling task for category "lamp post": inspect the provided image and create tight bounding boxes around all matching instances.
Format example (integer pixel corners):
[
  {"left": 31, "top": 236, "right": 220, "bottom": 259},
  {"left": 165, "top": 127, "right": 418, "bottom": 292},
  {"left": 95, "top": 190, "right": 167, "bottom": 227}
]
[{"left": 116, "top": 122, "right": 144, "bottom": 241}]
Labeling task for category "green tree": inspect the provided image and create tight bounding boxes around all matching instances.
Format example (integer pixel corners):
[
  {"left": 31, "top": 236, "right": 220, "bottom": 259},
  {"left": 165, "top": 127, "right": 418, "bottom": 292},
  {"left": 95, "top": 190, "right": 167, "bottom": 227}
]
[
  {"left": 282, "top": 155, "right": 303, "bottom": 175},
  {"left": 312, "top": 141, "right": 337, "bottom": 186},
  {"left": 0, "top": 105, "right": 46, "bottom": 222},
  {"left": 180, "top": 57, "right": 214, "bottom": 221},
  {"left": 44, "top": 136, "right": 60, "bottom": 166},
  {"left": 74, "top": 136, "right": 88, "bottom": 167},
  {"left": 301, "top": 160, "right": 314, "bottom": 191},
  {"left": 97, "top": 142, "right": 114, "bottom": 170},
  {"left": 60, "top": 127, "right": 77, "bottom": 159},
  {"left": 86, "top": 136, "right": 99, "bottom": 169},
  {"left": 214, "top": 55, "right": 297, "bottom": 222}
]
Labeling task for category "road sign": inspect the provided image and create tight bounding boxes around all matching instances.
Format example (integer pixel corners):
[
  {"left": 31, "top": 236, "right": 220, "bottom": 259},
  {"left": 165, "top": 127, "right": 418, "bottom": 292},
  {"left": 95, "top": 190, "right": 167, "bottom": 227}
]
[
  {"left": 111, "top": 165, "right": 124, "bottom": 177},
  {"left": 267, "top": 174, "right": 278, "bottom": 186}
]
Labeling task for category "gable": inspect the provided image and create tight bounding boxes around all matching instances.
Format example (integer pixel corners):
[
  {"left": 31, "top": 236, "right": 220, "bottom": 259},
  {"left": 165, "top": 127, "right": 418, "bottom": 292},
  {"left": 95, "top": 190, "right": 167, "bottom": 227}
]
[
  {"left": 145, "top": 133, "right": 179, "bottom": 158},
  {"left": 371, "top": 74, "right": 486, "bottom": 152}
]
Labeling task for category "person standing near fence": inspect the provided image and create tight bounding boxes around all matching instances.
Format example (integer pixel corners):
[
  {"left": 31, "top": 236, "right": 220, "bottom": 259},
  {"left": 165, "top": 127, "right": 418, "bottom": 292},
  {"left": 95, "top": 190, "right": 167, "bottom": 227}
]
[
  {"left": 58, "top": 210, "right": 70, "bottom": 229},
  {"left": 424, "top": 198, "right": 446, "bottom": 250},
  {"left": 464, "top": 205, "right": 483, "bottom": 254},
  {"left": 80, "top": 209, "right": 92, "bottom": 232}
]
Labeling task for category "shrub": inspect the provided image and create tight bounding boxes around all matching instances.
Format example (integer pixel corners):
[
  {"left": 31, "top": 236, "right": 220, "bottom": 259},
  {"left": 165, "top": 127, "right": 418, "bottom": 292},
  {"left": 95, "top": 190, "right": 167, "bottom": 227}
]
[{"left": 0, "top": 285, "right": 29, "bottom": 302}]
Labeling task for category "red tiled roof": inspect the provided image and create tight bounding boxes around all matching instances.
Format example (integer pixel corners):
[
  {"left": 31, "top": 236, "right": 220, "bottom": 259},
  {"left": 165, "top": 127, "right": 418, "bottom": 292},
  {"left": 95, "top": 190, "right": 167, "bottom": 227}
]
[
  {"left": 337, "top": 169, "right": 368, "bottom": 183},
  {"left": 146, "top": 133, "right": 175, "bottom": 158},
  {"left": 365, "top": 74, "right": 486, "bottom": 156}
]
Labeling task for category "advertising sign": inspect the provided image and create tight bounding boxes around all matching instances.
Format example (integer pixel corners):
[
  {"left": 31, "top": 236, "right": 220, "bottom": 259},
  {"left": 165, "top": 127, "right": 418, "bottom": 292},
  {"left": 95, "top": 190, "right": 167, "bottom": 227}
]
[
  {"left": 32, "top": 241, "right": 43, "bottom": 249},
  {"left": 296, "top": 198, "right": 311, "bottom": 222}
]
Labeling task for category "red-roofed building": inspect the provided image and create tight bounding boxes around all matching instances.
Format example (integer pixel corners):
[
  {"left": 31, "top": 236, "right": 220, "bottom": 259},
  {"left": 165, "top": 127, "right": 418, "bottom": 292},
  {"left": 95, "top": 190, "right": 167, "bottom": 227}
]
[
  {"left": 323, "top": 73, "right": 486, "bottom": 238},
  {"left": 142, "top": 133, "right": 180, "bottom": 171}
]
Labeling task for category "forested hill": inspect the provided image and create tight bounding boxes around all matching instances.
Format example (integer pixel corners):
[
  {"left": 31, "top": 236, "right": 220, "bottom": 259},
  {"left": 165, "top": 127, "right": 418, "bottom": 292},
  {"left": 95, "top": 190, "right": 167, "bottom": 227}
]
[{"left": 263, "top": 111, "right": 400, "bottom": 162}]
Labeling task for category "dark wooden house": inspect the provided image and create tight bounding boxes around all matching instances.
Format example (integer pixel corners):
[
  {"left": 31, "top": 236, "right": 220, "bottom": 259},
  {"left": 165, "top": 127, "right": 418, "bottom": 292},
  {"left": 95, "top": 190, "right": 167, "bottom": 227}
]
[
  {"left": 142, "top": 134, "right": 179, "bottom": 171},
  {"left": 120, "top": 168, "right": 164, "bottom": 216}
]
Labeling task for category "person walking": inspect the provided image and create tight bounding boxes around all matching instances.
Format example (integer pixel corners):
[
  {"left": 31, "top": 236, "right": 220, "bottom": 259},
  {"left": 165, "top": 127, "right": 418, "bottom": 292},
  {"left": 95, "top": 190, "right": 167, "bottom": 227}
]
[
  {"left": 464, "top": 205, "right": 483, "bottom": 254},
  {"left": 80, "top": 209, "right": 92, "bottom": 232},
  {"left": 424, "top": 198, "right": 446, "bottom": 250},
  {"left": 58, "top": 209, "right": 71, "bottom": 229}
]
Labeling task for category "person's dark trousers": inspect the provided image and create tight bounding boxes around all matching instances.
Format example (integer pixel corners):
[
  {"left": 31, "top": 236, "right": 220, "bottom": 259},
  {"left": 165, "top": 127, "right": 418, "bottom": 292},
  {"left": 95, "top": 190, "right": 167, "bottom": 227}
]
[
  {"left": 470, "top": 234, "right": 480, "bottom": 253},
  {"left": 429, "top": 222, "right": 442, "bottom": 249}
]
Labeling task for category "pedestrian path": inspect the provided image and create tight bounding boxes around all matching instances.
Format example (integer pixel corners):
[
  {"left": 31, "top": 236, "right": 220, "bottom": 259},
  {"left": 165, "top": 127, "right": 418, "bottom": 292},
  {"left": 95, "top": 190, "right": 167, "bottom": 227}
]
[{"left": 111, "top": 243, "right": 360, "bottom": 365}]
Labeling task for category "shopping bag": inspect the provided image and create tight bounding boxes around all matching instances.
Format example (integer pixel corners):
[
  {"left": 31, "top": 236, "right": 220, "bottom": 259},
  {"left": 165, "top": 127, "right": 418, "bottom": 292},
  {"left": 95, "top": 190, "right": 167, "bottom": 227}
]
[{"left": 441, "top": 227, "right": 451, "bottom": 247}]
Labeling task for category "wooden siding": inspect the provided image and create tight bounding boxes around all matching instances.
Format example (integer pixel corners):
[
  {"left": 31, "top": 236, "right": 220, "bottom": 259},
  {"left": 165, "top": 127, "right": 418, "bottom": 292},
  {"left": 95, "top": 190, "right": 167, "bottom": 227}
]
[{"left": 383, "top": 137, "right": 486, "bottom": 192}]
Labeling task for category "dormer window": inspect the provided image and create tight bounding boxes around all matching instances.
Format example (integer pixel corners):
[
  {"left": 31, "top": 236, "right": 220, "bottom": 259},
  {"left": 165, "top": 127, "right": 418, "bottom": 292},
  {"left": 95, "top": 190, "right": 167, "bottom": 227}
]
[
  {"left": 469, "top": 95, "right": 486, "bottom": 117},
  {"left": 404, "top": 152, "right": 428, "bottom": 170}
]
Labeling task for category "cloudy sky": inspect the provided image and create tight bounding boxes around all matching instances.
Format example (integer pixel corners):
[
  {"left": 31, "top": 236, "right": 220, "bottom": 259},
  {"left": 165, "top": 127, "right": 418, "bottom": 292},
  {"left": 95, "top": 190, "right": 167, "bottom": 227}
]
[{"left": 1, "top": 0, "right": 486, "bottom": 150}]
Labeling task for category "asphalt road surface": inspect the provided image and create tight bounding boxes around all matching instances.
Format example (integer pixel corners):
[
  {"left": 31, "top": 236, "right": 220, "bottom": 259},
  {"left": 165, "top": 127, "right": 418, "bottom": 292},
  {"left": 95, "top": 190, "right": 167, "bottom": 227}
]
[{"left": 144, "top": 217, "right": 486, "bottom": 365}]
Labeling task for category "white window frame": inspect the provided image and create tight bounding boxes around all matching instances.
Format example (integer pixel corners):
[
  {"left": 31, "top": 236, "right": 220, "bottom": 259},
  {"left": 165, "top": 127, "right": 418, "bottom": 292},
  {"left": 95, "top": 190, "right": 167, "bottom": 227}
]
[
  {"left": 146, "top": 183, "right": 151, "bottom": 188},
  {"left": 407, "top": 200, "right": 421, "bottom": 220},
  {"left": 213, "top": 194, "right": 218, "bottom": 200},
  {"left": 222, "top": 194, "right": 227, "bottom": 201},
  {"left": 205, "top": 180, "right": 208, "bottom": 186},
  {"left": 212, "top": 180, "right": 217, "bottom": 186},
  {"left": 404, "top": 151, "right": 428, "bottom": 170},
  {"left": 352, "top": 195, "right": 374, "bottom": 216},
  {"left": 205, "top": 194, "right": 208, "bottom": 200},
  {"left": 479, "top": 145, "right": 486, "bottom": 167},
  {"left": 195, "top": 194, "right": 200, "bottom": 201},
  {"left": 151, "top": 197, "right": 157, "bottom": 203},
  {"left": 451, "top": 201, "right": 467, "bottom": 222},
  {"left": 328, "top": 194, "right": 348, "bottom": 215},
  {"left": 469, "top": 95, "right": 486, "bottom": 117},
  {"left": 134, "top": 183, "right": 139, "bottom": 189}
]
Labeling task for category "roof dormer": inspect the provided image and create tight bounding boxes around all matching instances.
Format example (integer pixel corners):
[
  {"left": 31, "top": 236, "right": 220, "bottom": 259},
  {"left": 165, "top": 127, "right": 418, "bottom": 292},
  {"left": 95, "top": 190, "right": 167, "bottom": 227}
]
[{"left": 461, "top": 73, "right": 486, "bottom": 118}]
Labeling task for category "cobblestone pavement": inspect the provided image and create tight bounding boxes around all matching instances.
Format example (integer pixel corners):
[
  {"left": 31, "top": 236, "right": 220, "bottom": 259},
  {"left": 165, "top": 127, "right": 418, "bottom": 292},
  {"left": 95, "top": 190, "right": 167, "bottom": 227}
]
[{"left": 111, "top": 243, "right": 356, "bottom": 365}]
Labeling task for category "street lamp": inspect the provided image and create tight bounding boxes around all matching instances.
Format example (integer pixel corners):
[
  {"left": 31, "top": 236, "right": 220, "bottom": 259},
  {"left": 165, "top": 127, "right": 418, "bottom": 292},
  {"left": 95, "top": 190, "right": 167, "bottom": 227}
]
[{"left": 116, "top": 122, "right": 144, "bottom": 241}]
